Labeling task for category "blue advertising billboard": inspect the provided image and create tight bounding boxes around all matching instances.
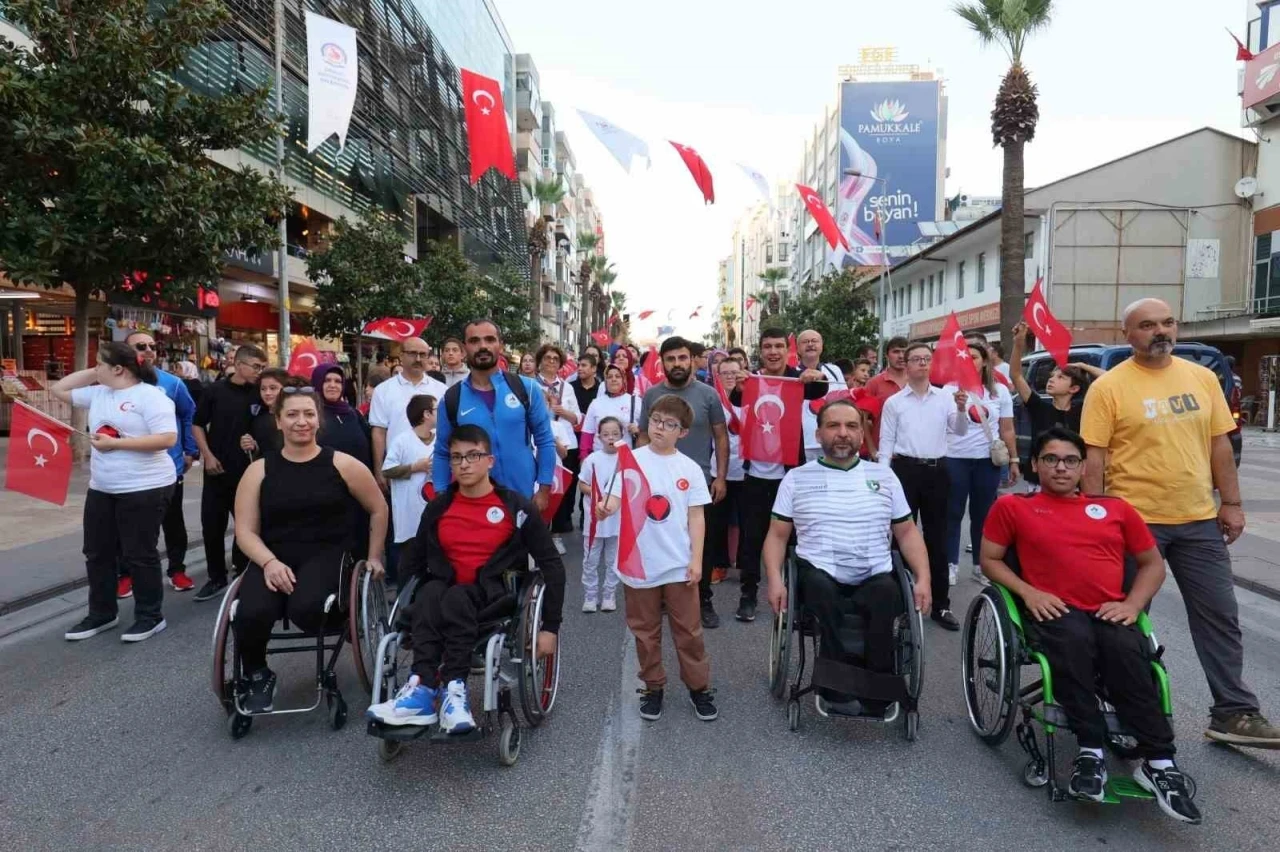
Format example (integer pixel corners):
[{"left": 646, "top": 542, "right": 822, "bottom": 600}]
[{"left": 833, "top": 80, "right": 941, "bottom": 268}]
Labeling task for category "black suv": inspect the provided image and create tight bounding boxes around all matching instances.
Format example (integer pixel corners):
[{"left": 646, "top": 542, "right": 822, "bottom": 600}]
[{"left": 1015, "top": 342, "right": 1242, "bottom": 467}]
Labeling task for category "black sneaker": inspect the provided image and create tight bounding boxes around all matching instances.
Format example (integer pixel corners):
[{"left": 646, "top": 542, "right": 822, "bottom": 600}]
[
  {"left": 121, "top": 617, "right": 167, "bottom": 643},
  {"left": 1068, "top": 752, "right": 1108, "bottom": 802},
  {"left": 194, "top": 578, "right": 228, "bottom": 602},
  {"left": 689, "top": 688, "right": 718, "bottom": 721},
  {"left": 1134, "top": 762, "right": 1201, "bottom": 824},
  {"left": 65, "top": 614, "right": 119, "bottom": 641},
  {"left": 735, "top": 597, "right": 757, "bottom": 622},
  {"left": 243, "top": 668, "right": 278, "bottom": 714},
  {"left": 638, "top": 687, "right": 664, "bottom": 721},
  {"left": 700, "top": 601, "right": 721, "bottom": 629},
  {"left": 931, "top": 609, "right": 960, "bottom": 631}
]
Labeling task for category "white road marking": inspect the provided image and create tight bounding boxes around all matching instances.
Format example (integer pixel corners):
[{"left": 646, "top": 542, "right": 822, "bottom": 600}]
[{"left": 574, "top": 632, "right": 642, "bottom": 852}]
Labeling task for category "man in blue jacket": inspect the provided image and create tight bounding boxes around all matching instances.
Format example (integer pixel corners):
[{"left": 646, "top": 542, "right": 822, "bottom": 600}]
[
  {"left": 433, "top": 319, "right": 557, "bottom": 512},
  {"left": 124, "top": 331, "right": 200, "bottom": 593}
]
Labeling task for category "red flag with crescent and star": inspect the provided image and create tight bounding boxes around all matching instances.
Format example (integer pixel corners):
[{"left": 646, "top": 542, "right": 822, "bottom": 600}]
[
  {"left": 540, "top": 464, "right": 575, "bottom": 525},
  {"left": 287, "top": 338, "right": 337, "bottom": 379},
  {"left": 590, "top": 328, "right": 611, "bottom": 348},
  {"left": 558, "top": 352, "right": 578, "bottom": 381},
  {"left": 614, "top": 444, "right": 651, "bottom": 580},
  {"left": 1231, "top": 30, "right": 1256, "bottom": 62},
  {"left": 6, "top": 401, "right": 74, "bottom": 505},
  {"left": 362, "top": 316, "right": 432, "bottom": 342},
  {"left": 461, "top": 68, "right": 515, "bottom": 184},
  {"left": 714, "top": 371, "right": 742, "bottom": 435},
  {"left": 1023, "top": 278, "right": 1072, "bottom": 368},
  {"left": 930, "top": 313, "right": 983, "bottom": 392},
  {"left": 669, "top": 141, "right": 715, "bottom": 204},
  {"left": 739, "top": 375, "right": 804, "bottom": 466},
  {"left": 796, "top": 183, "right": 850, "bottom": 250},
  {"left": 638, "top": 344, "right": 664, "bottom": 395}
]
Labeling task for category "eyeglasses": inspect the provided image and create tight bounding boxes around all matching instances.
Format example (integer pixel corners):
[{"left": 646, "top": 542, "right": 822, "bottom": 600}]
[
  {"left": 449, "top": 451, "right": 491, "bottom": 467},
  {"left": 281, "top": 386, "right": 316, "bottom": 396},
  {"left": 239, "top": 361, "right": 266, "bottom": 372},
  {"left": 133, "top": 343, "right": 156, "bottom": 352},
  {"left": 403, "top": 351, "right": 430, "bottom": 359},
  {"left": 648, "top": 415, "right": 682, "bottom": 432},
  {"left": 1037, "top": 453, "right": 1082, "bottom": 470},
  {"left": 907, "top": 356, "right": 932, "bottom": 365}
]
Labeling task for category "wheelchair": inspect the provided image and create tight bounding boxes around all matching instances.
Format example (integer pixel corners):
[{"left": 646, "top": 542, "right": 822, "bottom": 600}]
[
  {"left": 961, "top": 583, "right": 1196, "bottom": 804},
  {"left": 210, "top": 557, "right": 390, "bottom": 738},
  {"left": 365, "top": 570, "right": 561, "bottom": 767},
  {"left": 768, "top": 550, "right": 924, "bottom": 740}
]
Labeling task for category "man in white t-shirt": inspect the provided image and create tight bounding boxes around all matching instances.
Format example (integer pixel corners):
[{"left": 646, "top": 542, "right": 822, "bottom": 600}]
[
  {"left": 797, "top": 329, "right": 847, "bottom": 463},
  {"left": 764, "top": 398, "right": 932, "bottom": 717},
  {"left": 380, "top": 394, "right": 437, "bottom": 577}
]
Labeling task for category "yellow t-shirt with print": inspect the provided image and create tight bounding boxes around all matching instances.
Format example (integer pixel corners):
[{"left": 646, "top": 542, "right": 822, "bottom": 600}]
[{"left": 1079, "top": 356, "right": 1235, "bottom": 524}]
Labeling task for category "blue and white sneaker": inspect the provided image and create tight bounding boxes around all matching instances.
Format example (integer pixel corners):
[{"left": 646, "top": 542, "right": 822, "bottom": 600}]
[
  {"left": 439, "top": 678, "right": 476, "bottom": 734},
  {"left": 366, "top": 675, "right": 439, "bottom": 726}
]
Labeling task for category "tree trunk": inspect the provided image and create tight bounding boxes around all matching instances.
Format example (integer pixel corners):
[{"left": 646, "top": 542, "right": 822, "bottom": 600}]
[
  {"left": 529, "top": 252, "right": 541, "bottom": 342},
  {"left": 999, "top": 139, "right": 1026, "bottom": 357},
  {"left": 355, "top": 333, "right": 364, "bottom": 389},
  {"left": 577, "top": 276, "right": 590, "bottom": 353}
]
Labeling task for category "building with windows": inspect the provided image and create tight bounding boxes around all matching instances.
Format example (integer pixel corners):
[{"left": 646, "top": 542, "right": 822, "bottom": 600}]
[{"left": 727, "top": 186, "right": 794, "bottom": 352}]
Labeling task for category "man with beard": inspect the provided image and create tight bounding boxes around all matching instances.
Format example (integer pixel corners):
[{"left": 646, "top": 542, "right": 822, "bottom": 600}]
[
  {"left": 1082, "top": 298, "right": 1280, "bottom": 749},
  {"left": 763, "top": 399, "right": 931, "bottom": 718},
  {"left": 433, "top": 319, "right": 557, "bottom": 513}
]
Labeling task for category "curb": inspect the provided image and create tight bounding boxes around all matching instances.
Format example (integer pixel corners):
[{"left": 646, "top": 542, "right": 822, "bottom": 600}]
[{"left": 1232, "top": 574, "right": 1280, "bottom": 605}]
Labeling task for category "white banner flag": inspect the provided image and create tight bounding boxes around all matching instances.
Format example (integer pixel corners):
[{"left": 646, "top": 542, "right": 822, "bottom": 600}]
[
  {"left": 576, "top": 108, "right": 651, "bottom": 173},
  {"left": 737, "top": 163, "right": 772, "bottom": 209},
  {"left": 305, "top": 12, "right": 359, "bottom": 153}
]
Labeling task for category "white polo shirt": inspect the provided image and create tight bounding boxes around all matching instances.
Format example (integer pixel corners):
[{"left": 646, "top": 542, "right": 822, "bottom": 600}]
[
  {"left": 879, "top": 383, "right": 968, "bottom": 461},
  {"left": 369, "top": 371, "right": 447, "bottom": 451}
]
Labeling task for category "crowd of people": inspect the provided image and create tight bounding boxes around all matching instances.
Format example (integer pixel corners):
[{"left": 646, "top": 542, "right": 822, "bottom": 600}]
[{"left": 47, "top": 298, "right": 1279, "bottom": 822}]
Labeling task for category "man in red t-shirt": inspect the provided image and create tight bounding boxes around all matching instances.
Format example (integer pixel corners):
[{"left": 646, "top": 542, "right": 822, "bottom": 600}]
[
  {"left": 980, "top": 426, "right": 1200, "bottom": 824},
  {"left": 367, "top": 425, "right": 565, "bottom": 734}
]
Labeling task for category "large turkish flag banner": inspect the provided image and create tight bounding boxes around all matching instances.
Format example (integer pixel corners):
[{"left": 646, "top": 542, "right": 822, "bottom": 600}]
[
  {"left": 740, "top": 375, "right": 804, "bottom": 465},
  {"left": 462, "top": 68, "right": 516, "bottom": 184},
  {"left": 6, "top": 402, "right": 75, "bottom": 505}
]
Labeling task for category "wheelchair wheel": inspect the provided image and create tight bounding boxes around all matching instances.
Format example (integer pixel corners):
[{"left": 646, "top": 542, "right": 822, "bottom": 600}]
[
  {"left": 328, "top": 693, "right": 348, "bottom": 730},
  {"left": 1022, "top": 759, "right": 1049, "bottom": 788},
  {"left": 787, "top": 698, "right": 801, "bottom": 732},
  {"left": 226, "top": 711, "right": 252, "bottom": 740},
  {"left": 211, "top": 575, "right": 245, "bottom": 705},
  {"left": 378, "top": 739, "right": 405, "bottom": 764},
  {"left": 517, "top": 576, "right": 561, "bottom": 727},
  {"left": 768, "top": 556, "right": 796, "bottom": 699},
  {"left": 904, "top": 711, "right": 920, "bottom": 742},
  {"left": 893, "top": 556, "right": 925, "bottom": 703},
  {"left": 962, "top": 588, "right": 1020, "bottom": 745},
  {"left": 498, "top": 715, "right": 521, "bottom": 767},
  {"left": 349, "top": 560, "right": 389, "bottom": 695}
]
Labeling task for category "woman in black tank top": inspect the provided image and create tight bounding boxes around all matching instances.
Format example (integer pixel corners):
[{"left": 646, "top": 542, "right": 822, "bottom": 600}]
[{"left": 231, "top": 388, "right": 388, "bottom": 710}]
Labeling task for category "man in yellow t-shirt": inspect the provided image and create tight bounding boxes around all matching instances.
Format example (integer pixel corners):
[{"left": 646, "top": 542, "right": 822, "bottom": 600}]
[{"left": 1080, "top": 298, "right": 1278, "bottom": 749}]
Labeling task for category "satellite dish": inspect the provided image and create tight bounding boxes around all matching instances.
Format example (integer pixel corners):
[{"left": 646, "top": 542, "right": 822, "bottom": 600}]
[{"left": 1235, "top": 176, "right": 1259, "bottom": 199}]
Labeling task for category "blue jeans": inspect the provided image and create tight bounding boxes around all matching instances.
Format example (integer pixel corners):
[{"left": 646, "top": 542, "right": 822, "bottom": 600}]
[{"left": 945, "top": 456, "right": 1002, "bottom": 567}]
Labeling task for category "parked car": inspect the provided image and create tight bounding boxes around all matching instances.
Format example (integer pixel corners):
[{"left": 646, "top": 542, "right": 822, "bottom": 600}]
[{"left": 1015, "top": 342, "right": 1242, "bottom": 467}]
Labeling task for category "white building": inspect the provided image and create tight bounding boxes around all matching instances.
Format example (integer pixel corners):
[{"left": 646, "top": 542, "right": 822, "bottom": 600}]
[{"left": 726, "top": 186, "right": 794, "bottom": 351}]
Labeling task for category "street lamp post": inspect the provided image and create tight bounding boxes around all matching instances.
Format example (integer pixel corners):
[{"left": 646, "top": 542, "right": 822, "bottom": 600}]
[
  {"left": 273, "top": 0, "right": 291, "bottom": 367},
  {"left": 843, "top": 169, "right": 891, "bottom": 369}
]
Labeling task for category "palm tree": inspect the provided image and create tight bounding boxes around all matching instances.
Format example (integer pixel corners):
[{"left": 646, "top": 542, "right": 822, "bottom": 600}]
[
  {"left": 575, "top": 232, "right": 599, "bottom": 348},
  {"left": 607, "top": 279, "right": 625, "bottom": 339},
  {"left": 760, "top": 267, "right": 789, "bottom": 315},
  {"left": 526, "top": 177, "right": 567, "bottom": 336},
  {"left": 719, "top": 304, "right": 739, "bottom": 347},
  {"left": 954, "top": 0, "right": 1052, "bottom": 353}
]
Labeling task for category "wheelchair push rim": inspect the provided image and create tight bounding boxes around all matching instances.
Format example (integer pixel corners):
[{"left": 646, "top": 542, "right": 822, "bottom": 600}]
[
  {"left": 962, "top": 588, "right": 1019, "bottom": 745},
  {"left": 349, "top": 560, "right": 388, "bottom": 695},
  {"left": 211, "top": 575, "right": 246, "bottom": 704},
  {"left": 768, "top": 555, "right": 795, "bottom": 699},
  {"left": 518, "top": 576, "right": 561, "bottom": 726}
]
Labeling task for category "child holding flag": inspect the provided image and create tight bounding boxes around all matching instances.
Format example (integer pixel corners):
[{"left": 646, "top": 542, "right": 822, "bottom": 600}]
[
  {"left": 601, "top": 395, "right": 718, "bottom": 723},
  {"left": 578, "top": 417, "right": 624, "bottom": 612}
]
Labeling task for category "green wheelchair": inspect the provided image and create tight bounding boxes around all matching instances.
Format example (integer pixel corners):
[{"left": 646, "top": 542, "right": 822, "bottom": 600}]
[{"left": 961, "top": 583, "right": 1197, "bottom": 804}]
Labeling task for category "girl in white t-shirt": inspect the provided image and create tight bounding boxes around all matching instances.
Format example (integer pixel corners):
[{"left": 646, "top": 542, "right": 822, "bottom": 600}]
[
  {"left": 52, "top": 341, "right": 179, "bottom": 644},
  {"left": 380, "top": 393, "right": 437, "bottom": 582},
  {"left": 577, "top": 417, "right": 625, "bottom": 612}
]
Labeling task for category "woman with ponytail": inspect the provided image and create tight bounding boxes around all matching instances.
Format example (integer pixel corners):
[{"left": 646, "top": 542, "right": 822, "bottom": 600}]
[{"left": 52, "top": 341, "right": 179, "bottom": 643}]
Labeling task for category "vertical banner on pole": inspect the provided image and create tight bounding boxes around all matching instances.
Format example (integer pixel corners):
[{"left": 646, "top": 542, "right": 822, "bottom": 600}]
[{"left": 305, "top": 11, "right": 359, "bottom": 153}]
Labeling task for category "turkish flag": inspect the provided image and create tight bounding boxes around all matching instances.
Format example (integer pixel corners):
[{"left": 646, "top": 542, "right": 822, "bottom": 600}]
[
  {"left": 461, "top": 68, "right": 515, "bottom": 185},
  {"left": 615, "top": 445, "right": 651, "bottom": 580},
  {"left": 786, "top": 334, "right": 800, "bottom": 369},
  {"left": 639, "top": 344, "right": 664, "bottom": 394},
  {"left": 740, "top": 375, "right": 804, "bottom": 466},
  {"left": 540, "top": 464, "right": 575, "bottom": 525},
  {"left": 1233, "top": 31, "right": 1256, "bottom": 62},
  {"left": 287, "top": 338, "right": 337, "bottom": 379},
  {"left": 497, "top": 355, "right": 510, "bottom": 373},
  {"left": 558, "top": 353, "right": 577, "bottom": 381},
  {"left": 930, "top": 313, "right": 983, "bottom": 392},
  {"left": 590, "top": 328, "right": 611, "bottom": 348},
  {"left": 362, "top": 316, "right": 432, "bottom": 342},
  {"left": 6, "top": 401, "right": 75, "bottom": 505},
  {"left": 714, "top": 371, "right": 742, "bottom": 435},
  {"left": 1023, "top": 278, "right": 1072, "bottom": 368},
  {"left": 586, "top": 467, "right": 602, "bottom": 553},
  {"left": 637, "top": 310, "right": 655, "bottom": 320},
  {"left": 669, "top": 141, "right": 715, "bottom": 204},
  {"left": 796, "top": 183, "right": 850, "bottom": 250}
]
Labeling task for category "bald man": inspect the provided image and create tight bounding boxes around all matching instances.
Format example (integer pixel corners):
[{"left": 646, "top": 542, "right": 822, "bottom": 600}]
[
  {"left": 797, "top": 330, "right": 846, "bottom": 462},
  {"left": 1080, "top": 298, "right": 1278, "bottom": 748}
]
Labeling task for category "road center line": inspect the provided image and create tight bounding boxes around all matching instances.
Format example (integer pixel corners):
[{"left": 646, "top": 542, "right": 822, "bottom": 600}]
[{"left": 574, "top": 631, "right": 642, "bottom": 852}]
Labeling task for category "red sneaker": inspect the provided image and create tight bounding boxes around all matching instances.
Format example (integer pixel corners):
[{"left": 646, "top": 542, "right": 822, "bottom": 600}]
[
  {"left": 169, "top": 570, "right": 195, "bottom": 592},
  {"left": 711, "top": 568, "right": 728, "bottom": 585},
  {"left": 116, "top": 577, "right": 133, "bottom": 599}
]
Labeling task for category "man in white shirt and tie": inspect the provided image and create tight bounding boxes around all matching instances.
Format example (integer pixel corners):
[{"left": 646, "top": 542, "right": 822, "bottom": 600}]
[{"left": 879, "top": 340, "right": 969, "bottom": 631}]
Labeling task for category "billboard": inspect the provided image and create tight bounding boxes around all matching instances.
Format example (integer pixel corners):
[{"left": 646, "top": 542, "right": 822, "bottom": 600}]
[{"left": 832, "top": 80, "right": 941, "bottom": 268}]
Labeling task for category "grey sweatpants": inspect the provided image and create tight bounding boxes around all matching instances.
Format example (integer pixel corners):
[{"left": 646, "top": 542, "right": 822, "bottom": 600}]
[{"left": 1150, "top": 519, "right": 1260, "bottom": 719}]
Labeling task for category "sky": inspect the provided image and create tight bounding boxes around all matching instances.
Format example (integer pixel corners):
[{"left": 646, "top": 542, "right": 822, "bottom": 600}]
[{"left": 495, "top": 0, "right": 1248, "bottom": 342}]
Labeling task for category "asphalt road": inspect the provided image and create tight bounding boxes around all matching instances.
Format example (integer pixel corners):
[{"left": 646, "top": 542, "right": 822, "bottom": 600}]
[{"left": 2, "top": 533, "right": 1280, "bottom": 851}]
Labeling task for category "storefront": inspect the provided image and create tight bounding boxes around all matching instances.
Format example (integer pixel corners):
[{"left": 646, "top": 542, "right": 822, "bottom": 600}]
[{"left": 909, "top": 300, "right": 1001, "bottom": 343}]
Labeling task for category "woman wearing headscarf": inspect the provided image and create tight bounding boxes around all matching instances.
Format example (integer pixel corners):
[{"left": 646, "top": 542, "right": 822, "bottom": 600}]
[{"left": 310, "top": 363, "right": 373, "bottom": 471}]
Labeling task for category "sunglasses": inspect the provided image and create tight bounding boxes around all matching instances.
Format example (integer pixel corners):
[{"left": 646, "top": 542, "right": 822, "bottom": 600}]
[
  {"left": 281, "top": 386, "right": 316, "bottom": 396},
  {"left": 133, "top": 343, "right": 157, "bottom": 351}
]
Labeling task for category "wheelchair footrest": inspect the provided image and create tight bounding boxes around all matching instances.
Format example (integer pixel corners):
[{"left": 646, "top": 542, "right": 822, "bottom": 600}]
[
  {"left": 367, "top": 719, "right": 435, "bottom": 742},
  {"left": 811, "top": 658, "right": 908, "bottom": 704},
  {"left": 1103, "top": 777, "right": 1155, "bottom": 803}
]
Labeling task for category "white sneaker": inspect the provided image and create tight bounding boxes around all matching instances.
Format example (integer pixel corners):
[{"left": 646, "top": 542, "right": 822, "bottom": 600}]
[
  {"left": 600, "top": 595, "right": 617, "bottom": 612},
  {"left": 438, "top": 679, "right": 476, "bottom": 734},
  {"left": 583, "top": 599, "right": 598, "bottom": 613},
  {"left": 552, "top": 536, "right": 567, "bottom": 555},
  {"left": 971, "top": 566, "right": 989, "bottom": 585},
  {"left": 947, "top": 563, "right": 958, "bottom": 586}
]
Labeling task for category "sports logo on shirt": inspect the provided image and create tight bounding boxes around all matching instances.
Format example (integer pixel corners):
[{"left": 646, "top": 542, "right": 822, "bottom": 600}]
[
  {"left": 645, "top": 494, "right": 672, "bottom": 522},
  {"left": 486, "top": 506, "right": 505, "bottom": 524},
  {"left": 505, "top": 393, "right": 521, "bottom": 408},
  {"left": 1085, "top": 503, "right": 1108, "bottom": 520},
  {"left": 119, "top": 401, "right": 136, "bottom": 413},
  {"left": 516, "top": 510, "right": 528, "bottom": 527},
  {"left": 866, "top": 479, "right": 881, "bottom": 493},
  {"left": 676, "top": 478, "right": 690, "bottom": 492}
]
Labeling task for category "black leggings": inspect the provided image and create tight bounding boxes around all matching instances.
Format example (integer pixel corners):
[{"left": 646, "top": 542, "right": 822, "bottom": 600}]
[{"left": 232, "top": 546, "right": 347, "bottom": 673}]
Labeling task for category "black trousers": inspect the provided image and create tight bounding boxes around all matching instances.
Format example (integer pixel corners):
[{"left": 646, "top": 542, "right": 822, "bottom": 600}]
[
  {"left": 233, "top": 546, "right": 347, "bottom": 672},
  {"left": 552, "top": 449, "right": 580, "bottom": 533},
  {"left": 410, "top": 579, "right": 502, "bottom": 683},
  {"left": 201, "top": 470, "right": 246, "bottom": 584},
  {"left": 84, "top": 485, "right": 173, "bottom": 622},
  {"left": 737, "top": 475, "right": 782, "bottom": 601},
  {"left": 890, "top": 458, "right": 950, "bottom": 614},
  {"left": 1028, "top": 609, "right": 1175, "bottom": 758},
  {"left": 700, "top": 478, "right": 741, "bottom": 605},
  {"left": 799, "top": 561, "right": 902, "bottom": 702},
  {"left": 119, "top": 477, "right": 188, "bottom": 579}
]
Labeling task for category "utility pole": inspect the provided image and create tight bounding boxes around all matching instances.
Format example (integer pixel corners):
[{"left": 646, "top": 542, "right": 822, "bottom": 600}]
[{"left": 274, "top": 0, "right": 291, "bottom": 366}]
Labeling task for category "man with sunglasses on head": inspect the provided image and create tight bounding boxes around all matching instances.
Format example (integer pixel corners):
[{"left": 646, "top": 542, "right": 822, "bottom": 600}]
[{"left": 192, "top": 344, "right": 267, "bottom": 601}]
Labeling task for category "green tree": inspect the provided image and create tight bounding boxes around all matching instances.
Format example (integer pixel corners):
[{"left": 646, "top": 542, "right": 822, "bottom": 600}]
[
  {"left": 309, "top": 216, "right": 424, "bottom": 341},
  {"left": 0, "top": 0, "right": 291, "bottom": 373},
  {"left": 414, "top": 239, "right": 537, "bottom": 352},
  {"left": 775, "top": 269, "right": 878, "bottom": 361},
  {"left": 575, "top": 232, "right": 598, "bottom": 349},
  {"left": 954, "top": 0, "right": 1053, "bottom": 354}
]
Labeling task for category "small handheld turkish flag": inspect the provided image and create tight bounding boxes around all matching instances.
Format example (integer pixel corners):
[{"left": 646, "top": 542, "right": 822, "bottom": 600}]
[
  {"left": 558, "top": 353, "right": 577, "bottom": 381},
  {"left": 930, "top": 313, "right": 983, "bottom": 392},
  {"left": 615, "top": 445, "right": 651, "bottom": 581},
  {"left": 796, "top": 183, "right": 850, "bottom": 250},
  {"left": 786, "top": 334, "right": 799, "bottom": 369},
  {"left": 590, "top": 328, "right": 611, "bottom": 348},
  {"left": 461, "top": 68, "right": 516, "bottom": 184},
  {"left": 586, "top": 468, "right": 602, "bottom": 554},
  {"left": 714, "top": 371, "right": 742, "bottom": 435},
  {"left": 6, "top": 401, "right": 75, "bottom": 505},
  {"left": 669, "top": 141, "right": 715, "bottom": 204},
  {"left": 540, "top": 464, "right": 574, "bottom": 525},
  {"left": 287, "top": 338, "right": 337, "bottom": 379},
  {"left": 362, "top": 317, "right": 432, "bottom": 342},
  {"left": 740, "top": 375, "right": 804, "bottom": 466},
  {"left": 639, "top": 344, "right": 664, "bottom": 394},
  {"left": 1024, "top": 278, "right": 1072, "bottom": 368}
]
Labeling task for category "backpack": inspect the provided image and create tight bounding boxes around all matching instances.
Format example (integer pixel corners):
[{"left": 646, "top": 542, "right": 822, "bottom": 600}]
[{"left": 442, "top": 371, "right": 533, "bottom": 439}]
